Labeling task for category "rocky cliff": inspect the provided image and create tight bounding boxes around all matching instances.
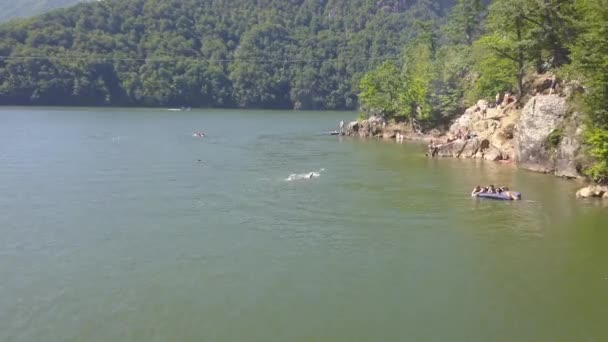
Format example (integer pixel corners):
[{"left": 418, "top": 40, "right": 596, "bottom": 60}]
[
  {"left": 515, "top": 95, "right": 585, "bottom": 178},
  {"left": 347, "top": 84, "right": 587, "bottom": 179},
  {"left": 428, "top": 88, "right": 586, "bottom": 178}
]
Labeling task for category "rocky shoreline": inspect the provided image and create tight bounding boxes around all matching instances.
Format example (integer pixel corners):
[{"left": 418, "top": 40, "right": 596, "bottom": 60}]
[{"left": 345, "top": 79, "right": 606, "bottom": 201}]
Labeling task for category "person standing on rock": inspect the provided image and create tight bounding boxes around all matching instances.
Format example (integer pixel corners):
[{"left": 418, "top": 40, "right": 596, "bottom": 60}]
[
  {"left": 495, "top": 93, "right": 501, "bottom": 108},
  {"left": 501, "top": 92, "right": 510, "bottom": 109},
  {"left": 339, "top": 120, "right": 344, "bottom": 135},
  {"left": 549, "top": 75, "right": 557, "bottom": 95}
]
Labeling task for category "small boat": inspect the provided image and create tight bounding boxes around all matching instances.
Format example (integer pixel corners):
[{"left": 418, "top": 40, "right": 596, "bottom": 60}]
[{"left": 475, "top": 192, "right": 521, "bottom": 200}]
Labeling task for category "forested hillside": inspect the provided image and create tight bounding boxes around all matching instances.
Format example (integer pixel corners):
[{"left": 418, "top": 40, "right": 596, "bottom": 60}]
[
  {"left": 0, "top": 0, "right": 457, "bottom": 109},
  {"left": 0, "top": 0, "right": 84, "bottom": 22},
  {"left": 357, "top": 0, "right": 608, "bottom": 182}
]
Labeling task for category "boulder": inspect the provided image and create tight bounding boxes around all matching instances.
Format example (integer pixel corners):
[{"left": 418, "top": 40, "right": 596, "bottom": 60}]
[
  {"left": 460, "top": 138, "right": 481, "bottom": 158},
  {"left": 563, "top": 80, "right": 585, "bottom": 99},
  {"left": 372, "top": 123, "right": 383, "bottom": 137},
  {"left": 362, "top": 120, "right": 373, "bottom": 137},
  {"left": 515, "top": 95, "right": 567, "bottom": 173},
  {"left": 428, "top": 129, "right": 443, "bottom": 138},
  {"left": 576, "top": 187, "right": 593, "bottom": 198},
  {"left": 554, "top": 112, "right": 585, "bottom": 179},
  {"left": 383, "top": 131, "right": 396, "bottom": 139},
  {"left": 368, "top": 115, "right": 386, "bottom": 125},
  {"left": 531, "top": 74, "right": 555, "bottom": 94},
  {"left": 483, "top": 147, "right": 503, "bottom": 161},
  {"left": 554, "top": 136, "right": 581, "bottom": 178},
  {"left": 499, "top": 123, "right": 515, "bottom": 140},
  {"left": 434, "top": 140, "right": 467, "bottom": 158},
  {"left": 345, "top": 121, "right": 359, "bottom": 135},
  {"left": 449, "top": 108, "right": 476, "bottom": 134},
  {"left": 350, "top": 117, "right": 385, "bottom": 137},
  {"left": 576, "top": 185, "right": 608, "bottom": 198}
]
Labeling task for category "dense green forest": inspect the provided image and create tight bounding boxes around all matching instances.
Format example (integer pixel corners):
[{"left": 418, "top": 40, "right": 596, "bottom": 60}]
[
  {"left": 0, "top": 0, "right": 459, "bottom": 109},
  {"left": 357, "top": 0, "right": 608, "bottom": 182},
  {"left": 0, "top": 0, "right": 84, "bottom": 22}
]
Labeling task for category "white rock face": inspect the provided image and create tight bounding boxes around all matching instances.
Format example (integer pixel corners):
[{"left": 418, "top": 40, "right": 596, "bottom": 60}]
[{"left": 515, "top": 95, "right": 567, "bottom": 172}]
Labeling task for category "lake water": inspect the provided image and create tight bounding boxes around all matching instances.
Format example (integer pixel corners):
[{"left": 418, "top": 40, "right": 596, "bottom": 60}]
[{"left": 1, "top": 108, "right": 607, "bottom": 341}]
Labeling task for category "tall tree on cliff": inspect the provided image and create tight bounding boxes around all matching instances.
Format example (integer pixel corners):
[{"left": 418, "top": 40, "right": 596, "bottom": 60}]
[
  {"left": 569, "top": 0, "right": 608, "bottom": 182},
  {"left": 473, "top": 0, "right": 575, "bottom": 97},
  {"left": 474, "top": 0, "right": 532, "bottom": 97}
]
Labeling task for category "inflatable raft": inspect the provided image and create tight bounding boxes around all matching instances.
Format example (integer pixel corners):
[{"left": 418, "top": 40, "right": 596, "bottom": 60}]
[{"left": 475, "top": 192, "right": 521, "bottom": 200}]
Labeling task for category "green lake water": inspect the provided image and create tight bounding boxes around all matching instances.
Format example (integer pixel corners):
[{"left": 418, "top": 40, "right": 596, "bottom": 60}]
[{"left": 1, "top": 108, "right": 607, "bottom": 341}]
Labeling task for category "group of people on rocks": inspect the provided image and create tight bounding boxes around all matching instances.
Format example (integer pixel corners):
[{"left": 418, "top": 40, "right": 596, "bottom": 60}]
[
  {"left": 494, "top": 92, "right": 518, "bottom": 109},
  {"left": 471, "top": 185, "right": 511, "bottom": 197}
]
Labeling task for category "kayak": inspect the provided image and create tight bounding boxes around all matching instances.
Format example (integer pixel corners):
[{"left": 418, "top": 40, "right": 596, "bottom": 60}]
[{"left": 475, "top": 192, "right": 521, "bottom": 200}]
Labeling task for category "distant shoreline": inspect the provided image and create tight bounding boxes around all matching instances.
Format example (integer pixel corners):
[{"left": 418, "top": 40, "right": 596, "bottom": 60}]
[{"left": 0, "top": 105, "right": 357, "bottom": 113}]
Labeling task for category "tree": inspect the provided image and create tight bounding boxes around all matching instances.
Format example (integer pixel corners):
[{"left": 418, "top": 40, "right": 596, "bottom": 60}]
[
  {"left": 569, "top": 0, "right": 608, "bottom": 182},
  {"left": 358, "top": 61, "right": 403, "bottom": 117},
  {"left": 444, "top": 0, "right": 484, "bottom": 45},
  {"left": 401, "top": 40, "right": 435, "bottom": 121}
]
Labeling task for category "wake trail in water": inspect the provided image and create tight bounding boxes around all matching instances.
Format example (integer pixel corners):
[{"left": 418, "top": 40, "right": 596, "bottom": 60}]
[{"left": 284, "top": 168, "right": 325, "bottom": 182}]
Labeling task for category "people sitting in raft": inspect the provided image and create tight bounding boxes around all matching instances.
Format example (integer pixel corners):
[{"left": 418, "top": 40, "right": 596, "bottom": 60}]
[
  {"left": 499, "top": 186, "right": 519, "bottom": 199},
  {"left": 471, "top": 185, "right": 499, "bottom": 196},
  {"left": 472, "top": 185, "right": 520, "bottom": 199}
]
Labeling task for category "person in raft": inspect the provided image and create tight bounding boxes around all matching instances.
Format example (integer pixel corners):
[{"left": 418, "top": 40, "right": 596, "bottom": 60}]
[
  {"left": 472, "top": 185, "right": 518, "bottom": 198},
  {"left": 471, "top": 185, "right": 498, "bottom": 196}
]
